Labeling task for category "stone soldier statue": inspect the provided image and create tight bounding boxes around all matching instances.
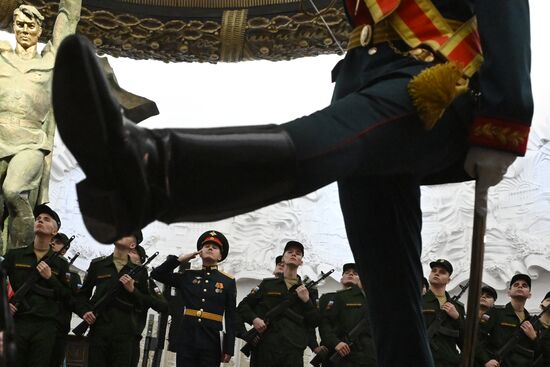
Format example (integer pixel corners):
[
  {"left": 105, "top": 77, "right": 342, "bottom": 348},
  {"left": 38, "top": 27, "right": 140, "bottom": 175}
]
[{"left": 0, "top": 0, "right": 81, "bottom": 249}]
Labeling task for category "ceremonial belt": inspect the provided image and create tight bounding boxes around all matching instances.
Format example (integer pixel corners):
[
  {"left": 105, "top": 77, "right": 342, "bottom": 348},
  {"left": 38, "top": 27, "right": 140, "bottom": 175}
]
[
  {"left": 184, "top": 308, "right": 223, "bottom": 322},
  {"left": 365, "top": 0, "right": 483, "bottom": 78}
]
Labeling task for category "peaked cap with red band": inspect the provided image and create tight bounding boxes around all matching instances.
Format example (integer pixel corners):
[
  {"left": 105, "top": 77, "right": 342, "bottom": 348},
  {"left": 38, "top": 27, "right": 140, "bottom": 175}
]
[{"left": 196, "top": 230, "right": 229, "bottom": 261}]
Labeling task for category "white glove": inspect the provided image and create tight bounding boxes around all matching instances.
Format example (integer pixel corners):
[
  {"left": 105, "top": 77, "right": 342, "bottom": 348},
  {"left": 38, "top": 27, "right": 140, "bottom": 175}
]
[{"left": 464, "top": 147, "right": 516, "bottom": 189}]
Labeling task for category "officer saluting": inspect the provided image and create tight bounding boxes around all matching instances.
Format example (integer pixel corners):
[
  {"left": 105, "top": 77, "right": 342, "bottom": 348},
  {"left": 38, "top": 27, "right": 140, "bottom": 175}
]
[{"left": 151, "top": 230, "right": 237, "bottom": 366}]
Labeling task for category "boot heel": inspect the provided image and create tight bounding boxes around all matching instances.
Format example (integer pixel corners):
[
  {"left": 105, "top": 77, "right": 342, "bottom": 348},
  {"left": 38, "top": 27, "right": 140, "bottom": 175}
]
[{"left": 76, "top": 180, "right": 132, "bottom": 243}]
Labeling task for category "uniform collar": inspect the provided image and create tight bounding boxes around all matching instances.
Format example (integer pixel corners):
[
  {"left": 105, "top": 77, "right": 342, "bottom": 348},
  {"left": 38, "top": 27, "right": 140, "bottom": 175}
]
[
  {"left": 505, "top": 302, "right": 530, "bottom": 318},
  {"left": 202, "top": 265, "right": 218, "bottom": 271}
]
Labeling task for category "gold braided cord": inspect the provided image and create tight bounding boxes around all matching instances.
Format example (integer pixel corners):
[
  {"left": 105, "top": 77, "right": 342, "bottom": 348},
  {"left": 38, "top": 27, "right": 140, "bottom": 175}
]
[{"left": 117, "top": 0, "right": 300, "bottom": 8}]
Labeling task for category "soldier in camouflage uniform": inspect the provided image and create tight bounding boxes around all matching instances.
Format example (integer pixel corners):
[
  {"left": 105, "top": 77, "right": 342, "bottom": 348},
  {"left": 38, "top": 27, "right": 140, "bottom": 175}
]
[
  {"left": 422, "top": 259, "right": 465, "bottom": 367},
  {"left": 2, "top": 205, "right": 71, "bottom": 367},
  {"left": 320, "top": 263, "right": 376, "bottom": 367},
  {"left": 75, "top": 232, "right": 150, "bottom": 367}
]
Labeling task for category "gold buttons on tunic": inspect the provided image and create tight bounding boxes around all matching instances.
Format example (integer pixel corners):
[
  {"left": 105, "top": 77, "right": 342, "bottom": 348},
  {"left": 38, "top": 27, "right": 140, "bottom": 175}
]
[{"left": 368, "top": 47, "right": 377, "bottom": 55}]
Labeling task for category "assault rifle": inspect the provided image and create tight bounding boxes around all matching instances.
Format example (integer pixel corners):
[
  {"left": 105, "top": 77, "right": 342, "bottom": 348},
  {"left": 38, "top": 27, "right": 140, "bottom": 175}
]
[
  {"left": 240, "top": 269, "right": 335, "bottom": 357},
  {"left": 10, "top": 236, "right": 75, "bottom": 309},
  {"left": 141, "top": 314, "right": 155, "bottom": 367},
  {"left": 68, "top": 252, "right": 80, "bottom": 266},
  {"left": 310, "top": 300, "right": 370, "bottom": 367},
  {"left": 151, "top": 282, "right": 170, "bottom": 367},
  {"left": 72, "top": 251, "right": 159, "bottom": 336},
  {"left": 427, "top": 281, "right": 469, "bottom": 348},
  {"left": 495, "top": 303, "right": 550, "bottom": 363}
]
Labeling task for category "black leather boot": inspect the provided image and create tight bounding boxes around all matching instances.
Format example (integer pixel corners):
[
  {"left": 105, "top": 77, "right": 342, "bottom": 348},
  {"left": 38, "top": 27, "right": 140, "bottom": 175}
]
[{"left": 53, "top": 35, "right": 296, "bottom": 243}]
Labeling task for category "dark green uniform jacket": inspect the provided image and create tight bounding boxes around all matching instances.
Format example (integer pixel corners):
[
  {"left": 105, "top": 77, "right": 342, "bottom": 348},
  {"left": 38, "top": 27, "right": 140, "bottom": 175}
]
[
  {"left": 75, "top": 254, "right": 150, "bottom": 337},
  {"left": 320, "top": 286, "right": 376, "bottom": 367},
  {"left": 422, "top": 290, "right": 465, "bottom": 367},
  {"left": 3, "top": 245, "right": 71, "bottom": 319},
  {"left": 237, "top": 276, "right": 321, "bottom": 351},
  {"left": 476, "top": 303, "right": 537, "bottom": 367},
  {"left": 535, "top": 324, "right": 550, "bottom": 367},
  {"left": 56, "top": 270, "right": 82, "bottom": 334}
]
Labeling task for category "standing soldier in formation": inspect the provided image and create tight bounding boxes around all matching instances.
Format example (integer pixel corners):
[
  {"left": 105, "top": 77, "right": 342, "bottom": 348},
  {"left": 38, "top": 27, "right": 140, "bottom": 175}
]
[
  {"left": 535, "top": 291, "right": 550, "bottom": 367},
  {"left": 237, "top": 240, "right": 320, "bottom": 367},
  {"left": 128, "top": 241, "right": 167, "bottom": 367},
  {"left": 273, "top": 255, "right": 284, "bottom": 277},
  {"left": 75, "top": 232, "right": 150, "bottom": 367},
  {"left": 479, "top": 285, "right": 498, "bottom": 319},
  {"left": 320, "top": 263, "right": 376, "bottom": 367},
  {"left": 2, "top": 205, "right": 71, "bottom": 367},
  {"left": 423, "top": 259, "right": 465, "bottom": 367},
  {"left": 49, "top": 232, "right": 82, "bottom": 367},
  {"left": 151, "top": 230, "right": 237, "bottom": 367},
  {"left": 476, "top": 274, "right": 538, "bottom": 367}
]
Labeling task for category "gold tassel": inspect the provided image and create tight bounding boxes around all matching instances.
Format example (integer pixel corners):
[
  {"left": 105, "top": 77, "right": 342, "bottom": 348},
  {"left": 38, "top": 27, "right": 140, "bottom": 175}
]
[{"left": 408, "top": 62, "right": 469, "bottom": 130}]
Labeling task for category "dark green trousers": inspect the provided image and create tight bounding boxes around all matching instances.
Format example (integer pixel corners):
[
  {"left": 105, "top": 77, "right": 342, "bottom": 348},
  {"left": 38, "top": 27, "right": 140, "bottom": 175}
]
[{"left": 15, "top": 317, "right": 57, "bottom": 367}]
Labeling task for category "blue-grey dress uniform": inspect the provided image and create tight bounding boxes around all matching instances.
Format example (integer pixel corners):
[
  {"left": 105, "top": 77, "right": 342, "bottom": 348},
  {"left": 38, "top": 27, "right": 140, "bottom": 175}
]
[{"left": 151, "top": 256, "right": 237, "bottom": 367}]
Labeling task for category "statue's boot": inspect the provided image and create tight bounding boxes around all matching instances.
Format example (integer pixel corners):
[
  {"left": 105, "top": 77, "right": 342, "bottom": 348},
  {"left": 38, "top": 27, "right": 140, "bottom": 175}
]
[{"left": 52, "top": 35, "right": 296, "bottom": 243}]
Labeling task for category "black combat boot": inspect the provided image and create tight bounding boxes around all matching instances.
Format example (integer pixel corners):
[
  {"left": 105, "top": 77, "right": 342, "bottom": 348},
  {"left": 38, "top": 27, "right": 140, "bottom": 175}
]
[{"left": 52, "top": 35, "right": 296, "bottom": 243}]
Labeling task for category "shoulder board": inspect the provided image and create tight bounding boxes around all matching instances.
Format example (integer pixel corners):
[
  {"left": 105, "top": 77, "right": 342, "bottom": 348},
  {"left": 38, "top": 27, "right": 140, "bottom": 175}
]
[
  {"left": 337, "top": 287, "right": 352, "bottom": 293},
  {"left": 493, "top": 305, "right": 505, "bottom": 310},
  {"left": 0, "top": 41, "right": 12, "bottom": 52},
  {"left": 218, "top": 270, "right": 234, "bottom": 279},
  {"left": 91, "top": 256, "right": 106, "bottom": 263},
  {"left": 262, "top": 277, "right": 280, "bottom": 281}
]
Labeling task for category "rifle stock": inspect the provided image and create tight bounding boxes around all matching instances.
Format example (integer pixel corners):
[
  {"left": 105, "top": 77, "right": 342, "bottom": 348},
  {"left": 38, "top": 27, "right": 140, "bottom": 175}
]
[
  {"left": 141, "top": 314, "right": 155, "bottom": 367},
  {"left": 151, "top": 283, "right": 170, "bottom": 367},
  {"left": 73, "top": 251, "right": 159, "bottom": 336}
]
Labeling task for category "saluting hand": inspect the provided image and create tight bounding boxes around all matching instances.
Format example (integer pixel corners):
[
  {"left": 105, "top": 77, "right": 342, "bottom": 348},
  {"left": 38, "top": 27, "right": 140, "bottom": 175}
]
[
  {"left": 36, "top": 261, "right": 52, "bottom": 280},
  {"left": 441, "top": 302, "right": 459, "bottom": 320},
  {"left": 178, "top": 250, "right": 202, "bottom": 263},
  {"left": 296, "top": 284, "right": 310, "bottom": 303},
  {"left": 520, "top": 320, "right": 537, "bottom": 340},
  {"left": 484, "top": 359, "right": 499, "bottom": 367},
  {"left": 335, "top": 342, "right": 351, "bottom": 357},
  {"left": 119, "top": 274, "right": 135, "bottom": 293}
]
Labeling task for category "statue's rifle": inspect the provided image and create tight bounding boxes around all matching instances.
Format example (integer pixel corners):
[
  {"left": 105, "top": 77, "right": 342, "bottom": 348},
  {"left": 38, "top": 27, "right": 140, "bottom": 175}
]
[
  {"left": 72, "top": 251, "right": 159, "bottom": 336},
  {"left": 427, "top": 280, "right": 469, "bottom": 347},
  {"left": 151, "top": 282, "right": 170, "bottom": 367},
  {"left": 10, "top": 236, "right": 75, "bottom": 309},
  {"left": 495, "top": 303, "right": 550, "bottom": 363},
  {"left": 240, "top": 269, "right": 335, "bottom": 357}
]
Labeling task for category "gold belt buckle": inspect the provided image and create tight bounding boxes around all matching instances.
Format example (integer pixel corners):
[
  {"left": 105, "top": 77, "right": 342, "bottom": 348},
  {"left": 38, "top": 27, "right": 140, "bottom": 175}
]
[
  {"left": 408, "top": 48, "right": 435, "bottom": 63},
  {"left": 360, "top": 25, "right": 372, "bottom": 47},
  {"left": 196, "top": 310, "right": 202, "bottom": 317}
]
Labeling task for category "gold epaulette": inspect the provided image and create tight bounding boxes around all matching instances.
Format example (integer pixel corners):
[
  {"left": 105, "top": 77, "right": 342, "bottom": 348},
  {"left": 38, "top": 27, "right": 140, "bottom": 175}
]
[{"left": 219, "top": 270, "right": 234, "bottom": 279}]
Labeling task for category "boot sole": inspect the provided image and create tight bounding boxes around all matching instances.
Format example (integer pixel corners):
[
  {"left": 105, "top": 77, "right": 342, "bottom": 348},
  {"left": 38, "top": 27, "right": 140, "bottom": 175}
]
[{"left": 53, "top": 35, "right": 132, "bottom": 243}]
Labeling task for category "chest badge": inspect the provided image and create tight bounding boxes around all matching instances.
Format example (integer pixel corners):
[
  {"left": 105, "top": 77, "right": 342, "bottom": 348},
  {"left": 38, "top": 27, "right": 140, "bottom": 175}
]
[{"left": 215, "top": 282, "right": 224, "bottom": 293}]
